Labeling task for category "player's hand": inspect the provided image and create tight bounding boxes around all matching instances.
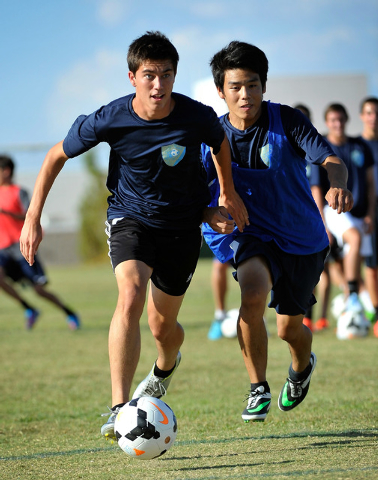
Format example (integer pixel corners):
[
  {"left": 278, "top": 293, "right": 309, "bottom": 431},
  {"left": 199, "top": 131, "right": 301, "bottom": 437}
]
[
  {"left": 325, "top": 187, "right": 354, "bottom": 214},
  {"left": 20, "top": 218, "right": 43, "bottom": 265},
  {"left": 219, "top": 190, "right": 249, "bottom": 232},
  {"left": 203, "top": 206, "right": 235, "bottom": 234}
]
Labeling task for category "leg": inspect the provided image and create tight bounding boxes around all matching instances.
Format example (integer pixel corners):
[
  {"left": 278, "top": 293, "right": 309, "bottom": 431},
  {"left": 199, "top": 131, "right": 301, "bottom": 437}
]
[
  {"left": 276, "top": 314, "right": 312, "bottom": 373},
  {"left": 147, "top": 283, "right": 185, "bottom": 371},
  {"left": 109, "top": 259, "right": 151, "bottom": 406},
  {"left": 237, "top": 256, "right": 272, "bottom": 383},
  {"left": 342, "top": 227, "right": 362, "bottom": 292},
  {"left": 211, "top": 259, "right": 229, "bottom": 314},
  {"left": 0, "top": 267, "right": 30, "bottom": 305}
]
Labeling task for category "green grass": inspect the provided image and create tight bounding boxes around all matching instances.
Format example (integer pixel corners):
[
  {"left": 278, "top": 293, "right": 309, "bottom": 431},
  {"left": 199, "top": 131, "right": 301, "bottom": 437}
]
[{"left": 0, "top": 259, "right": 377, "bottom": 479}]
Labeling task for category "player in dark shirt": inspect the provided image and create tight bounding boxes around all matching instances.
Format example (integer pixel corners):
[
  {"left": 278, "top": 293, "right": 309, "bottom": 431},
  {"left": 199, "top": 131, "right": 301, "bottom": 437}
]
[{"left": 20, "top": 31, "right": 248, "bottom": 439}]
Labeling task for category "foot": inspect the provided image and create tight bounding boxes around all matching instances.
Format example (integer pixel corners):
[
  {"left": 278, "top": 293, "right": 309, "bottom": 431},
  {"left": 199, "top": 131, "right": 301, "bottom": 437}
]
[
  {"left": 302, "top": 317, "right": 313, "bottom": 332},
  {"left": 25, "top": 308, "right": 40, "bottom": 329},
  {"left": 67, "top": 313, "right": 80, "bottom": 330},
  {"left": 278, "top": 352, "right": 317, "bottom": 412},
  {"left": 314, "top": 317, "right": 329, "bottom": 331},
  {"left": 208, "top": 320, "right": 223, "bottom": 340},
  {"left": 242, "top": 385, "right": 271, "bottom": 422},
  {"left": 101, "top": 406, "right": 120, "bottom": 441},
  {"left": 132, "top": 352, "right": 181, "bottom": 399}
]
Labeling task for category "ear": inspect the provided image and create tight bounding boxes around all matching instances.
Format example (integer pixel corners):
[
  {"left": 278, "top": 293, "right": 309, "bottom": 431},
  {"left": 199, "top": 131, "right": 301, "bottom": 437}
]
[
  {"left": 128, "top": 71, "right": 137, "bottom": 87},
  {"left": 216, "top": 86, "right": 225, "bottom": 100},
  {"left": 262, "top": 84, "right": 267, "bottom": 95}
]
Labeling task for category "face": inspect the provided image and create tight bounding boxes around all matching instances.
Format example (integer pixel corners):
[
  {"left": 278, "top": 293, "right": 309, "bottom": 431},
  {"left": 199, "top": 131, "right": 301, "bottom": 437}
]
[
  {"left": 217, "top": 69, "right": 266, "bottom": 130},
  {"left": 0, "top": 167, "right": 11, "bottom": 186},
  {"left": 360, "top": 102, "right": 378, "bottom": 133},
  {"left": 325, "top": 111, "right": 347, "bottom": 139},
  {"left": 129, "top": 60, "right": 176, "bottom": 120}
]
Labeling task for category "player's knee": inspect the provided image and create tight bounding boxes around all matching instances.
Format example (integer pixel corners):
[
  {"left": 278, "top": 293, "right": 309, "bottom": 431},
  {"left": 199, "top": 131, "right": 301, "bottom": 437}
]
[{"left": 240, "top": 284, "right": 266, "bottom": 312}]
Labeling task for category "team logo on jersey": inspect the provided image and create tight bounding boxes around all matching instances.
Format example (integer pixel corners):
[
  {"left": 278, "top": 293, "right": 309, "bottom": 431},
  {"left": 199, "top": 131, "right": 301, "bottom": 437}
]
[
  {"left": 351, "top": 149, "right": 364, "bottom": 167},
  {"left": 259, "top": 144, "right": 272, "bottom": 167},
  {"left": 161, "top": 144, "right": 186, "bottom": 166}
]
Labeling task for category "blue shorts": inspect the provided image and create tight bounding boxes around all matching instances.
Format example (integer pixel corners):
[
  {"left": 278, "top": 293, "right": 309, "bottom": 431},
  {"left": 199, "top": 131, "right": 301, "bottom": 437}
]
[
  {"left": 106, "top": 218, "right": 202, "bottom": 296},
  {"left": 230, "top": 235, "right": 329, "bottom": 316},
  {"left": 0, "top": 244, "right": 48, "bottom": 286}
]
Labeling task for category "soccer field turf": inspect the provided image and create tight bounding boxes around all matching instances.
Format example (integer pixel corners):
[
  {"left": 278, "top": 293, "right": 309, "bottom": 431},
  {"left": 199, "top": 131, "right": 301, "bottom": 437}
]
[{"left": 0, "top": 259, "right": 377, "bottom": 479}]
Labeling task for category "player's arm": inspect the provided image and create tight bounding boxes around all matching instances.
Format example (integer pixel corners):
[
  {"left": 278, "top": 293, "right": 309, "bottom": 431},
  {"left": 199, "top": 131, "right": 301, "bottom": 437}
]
[
  {"left": 211, "top": 135, "right": 249, "bottom": 232},
  {"left": 20, "top": 141, "right": 69, "bottom": 265},
  {"left": 202, "top": 206, "right": 235, "bottom": 234},
  {"left": 320, "top": 155, "right": 354, "bottom": 214}
]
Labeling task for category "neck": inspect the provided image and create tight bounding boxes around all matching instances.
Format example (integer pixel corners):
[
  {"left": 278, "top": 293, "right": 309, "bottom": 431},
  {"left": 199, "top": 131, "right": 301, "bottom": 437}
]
[
  {"left": 327, "top": 133, "right": 346, "bottom": 146},
  {"left": 362, "top": 129, "right": 378, "bottom": 141}
]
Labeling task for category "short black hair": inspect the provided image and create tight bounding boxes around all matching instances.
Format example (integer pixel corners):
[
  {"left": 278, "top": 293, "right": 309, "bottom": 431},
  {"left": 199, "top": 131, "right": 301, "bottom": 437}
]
[
  {"left": 293, "top": 104, "right": 312, "bottom": 122},
  {"left": 0, "top": 155, "right": 14, "bottom": 177},
  {"left": 324, "top": 103, "right": 349, "bottom": 122},
  {"left": 127, "top": 31, "right": 179, "bottom": 75},
  {"left": 360, "top": 96, "right": 378, "bottom": 113},
  {"left": 210, "top": 41, "right": 268, "bottom": 92}
]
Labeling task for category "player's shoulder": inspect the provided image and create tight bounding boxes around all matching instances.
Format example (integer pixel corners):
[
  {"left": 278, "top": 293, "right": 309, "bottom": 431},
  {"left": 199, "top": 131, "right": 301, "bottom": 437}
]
[{"left": 172, "top": 92, "right": 216, "bottom": 116}]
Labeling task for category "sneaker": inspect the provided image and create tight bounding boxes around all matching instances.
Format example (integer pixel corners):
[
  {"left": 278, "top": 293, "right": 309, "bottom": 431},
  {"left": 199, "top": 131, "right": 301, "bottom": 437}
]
[
  {"left": 25, "top": 308, "right": 40, "bottom": 329},
  {"left": 132, "top": 352, "right": 181, "bottom": 400},
  {"left": 101, "top": 406, "right": 120, "bottom": 441},
  {"left": 374, "top": 320, "right": 378, "bottom": 338},
  {"left": 278, "top": 352, "right": 317, "bottom": 412},
  {"left": 302, "top": 317, "right": 313, "bottom": 332},
  {"left": 314, "top": 317, "right": 329, "bottom": 331},
  {"left": 242, "top": 385, "right": 271, "bottom": 422},
  {"left": 345, "top": 292, "right": 363, "bottom": 314},
  {"left": 208, "top": 320, "right": 223, "bottom": 340},
  {"left": 67, "top": 313, "right": 80, "bottom": 330}
]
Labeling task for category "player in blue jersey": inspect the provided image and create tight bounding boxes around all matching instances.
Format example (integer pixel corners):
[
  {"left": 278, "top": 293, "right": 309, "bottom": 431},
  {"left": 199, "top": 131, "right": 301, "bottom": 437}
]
[
  {"left": 310, "top": 104, "right": 375, "bottom": 320},
  {"left": 202, "top": 41, "right": 353, "bottom": 422},
  {"left": 19, "top": 31, "right": 247, "bottom": 440},
  {"left": 359, "top": 97, "right": 378, "bottom": 337}
]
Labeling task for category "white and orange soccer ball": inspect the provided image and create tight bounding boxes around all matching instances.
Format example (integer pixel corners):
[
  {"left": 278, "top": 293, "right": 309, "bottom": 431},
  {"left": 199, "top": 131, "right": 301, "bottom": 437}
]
[
  {"left": 114, "top": 397, "right": 177, "bottom": 460},
  {"left": 336, "top": 310, "right": 370, "bottom": 340}
]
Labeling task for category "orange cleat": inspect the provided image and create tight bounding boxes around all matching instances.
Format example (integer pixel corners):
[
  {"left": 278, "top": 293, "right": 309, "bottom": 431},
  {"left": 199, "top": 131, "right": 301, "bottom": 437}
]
[
  {"left": 374, "top": 320, "right": 378, "bottom": 338},
  {"left": 314, "top": 317, "right": 329, "bottom": 331}
]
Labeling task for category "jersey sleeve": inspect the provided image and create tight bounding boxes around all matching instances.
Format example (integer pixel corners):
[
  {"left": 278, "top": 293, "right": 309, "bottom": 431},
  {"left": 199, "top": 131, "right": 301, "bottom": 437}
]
[
  {"left": 281, "top": 105, "right": 335, "bottom": 165},
  {"left": 199, "top": 106, "right": 225, "bottom": 156},
  {"left": 62, "top": 111, "right": 100, "bottom": 158}
]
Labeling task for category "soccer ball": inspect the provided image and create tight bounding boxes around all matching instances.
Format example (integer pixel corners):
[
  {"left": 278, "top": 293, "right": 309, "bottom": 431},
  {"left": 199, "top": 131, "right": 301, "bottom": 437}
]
[
  {"left": 221, "top": 308, "right": 239, "bottom": 338},
  {"left": 336, "top": 310, "right": 370, "bottom": 340},
  {"left": 330, "top": 293, "right": 346, "bottom": 319},
  {"left": 114, "top": 397, "right": 177, "bottom": 460}
]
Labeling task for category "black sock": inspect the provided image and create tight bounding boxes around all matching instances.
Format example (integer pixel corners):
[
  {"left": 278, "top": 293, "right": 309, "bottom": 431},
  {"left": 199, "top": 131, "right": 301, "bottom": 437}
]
[
  {"left": 112, "top": 403, "right": 126, "bottom": 411},
  {"left": 154, "top": 362, "right": 175, "bottom": 378},
  {"left": 62, "top": 306, "right": 75, "bottom": 316},
  {"left": 21, "top": 300, "right": 33, "bottom": 310},
  {"left": 348, "top": 280, "right": 359, "bottom": 296},
  {"left": 289, "top": 360, "right": 312, "bottom": 382},
  {"left": 250, "top": 381, "right": 270, "bottom": 393},
  {"left": 375, "top": 307, "right": 378, "bottom": 321}
]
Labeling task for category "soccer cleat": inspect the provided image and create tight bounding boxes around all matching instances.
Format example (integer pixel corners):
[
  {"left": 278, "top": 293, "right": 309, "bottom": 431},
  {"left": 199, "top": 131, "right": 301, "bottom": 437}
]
[
  {"left": 242, "top": 385, "right": 271, "bottom": 422},
  {"left": 345, "top": 292, "right": 363, "bottom": 314},
  {"left": 302, "top": 317, "right": 313, "bottom": 332},
  {"left": 314, "top": 317, "right": 329, "bottom": 331},
  {"left": 25, "top": 308, "right": 40, "bottom": 330},
  {"left": 132, "top": 352, "right": 181, "bottom": 399},
  {"left": 67, "top": 313, "right": 80, "bottom": 330},
  {"left": 278, "top": 352, "right": 317, "bottom": 412},
  {"left": 101, "top": 406, "right": 120, "bottom": 441},
  {"left": 208, "top": 320, "right": 223, "bottom": 340}
]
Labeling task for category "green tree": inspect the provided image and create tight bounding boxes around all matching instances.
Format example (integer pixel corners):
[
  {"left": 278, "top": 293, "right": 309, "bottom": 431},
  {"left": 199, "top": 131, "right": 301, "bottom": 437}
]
[{"left": 79, "top": 151, "right": 109, "bottom": 262}]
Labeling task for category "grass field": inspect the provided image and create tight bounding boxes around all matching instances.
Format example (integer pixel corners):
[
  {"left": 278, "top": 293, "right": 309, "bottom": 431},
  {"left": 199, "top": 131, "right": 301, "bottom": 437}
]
[{"left": 0, "top": 258, "right": 377, "bottom": 479}]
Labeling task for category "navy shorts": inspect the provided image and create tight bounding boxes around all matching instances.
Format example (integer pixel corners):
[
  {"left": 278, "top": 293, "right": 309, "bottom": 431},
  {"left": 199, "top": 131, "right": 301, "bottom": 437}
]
[
  {"left": 106, "top": 218, "right": 202, "bottom": 296},
  {"left": 231, "top": 235, "right": 329, "bottom": 316},
  {"left": 0, "top": 246, "right": 48, "bottom": 286}
]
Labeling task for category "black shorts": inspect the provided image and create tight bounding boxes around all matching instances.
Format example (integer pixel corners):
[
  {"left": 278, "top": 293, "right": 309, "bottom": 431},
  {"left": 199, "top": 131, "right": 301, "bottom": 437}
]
[
  {"left": 0, "top": 246, "right": 48, "bottom": 286},
  {"left": 231, "top": 235, "right": 329, "bottom": 316},
  {"left": 106, "top": 218, "right": 202, "bottom": 296}
]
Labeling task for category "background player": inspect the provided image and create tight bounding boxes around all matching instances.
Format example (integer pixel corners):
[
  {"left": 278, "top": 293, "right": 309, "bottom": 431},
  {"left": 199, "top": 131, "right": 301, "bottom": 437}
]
[{"left": 0, "top": 155, "right": 80, "bottom": 329}]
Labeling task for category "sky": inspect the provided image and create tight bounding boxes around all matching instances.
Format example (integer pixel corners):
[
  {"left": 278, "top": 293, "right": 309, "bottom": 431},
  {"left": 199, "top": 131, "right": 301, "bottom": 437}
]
[{"left": 1, "top": 0, "right": 378, "bottom": 172}]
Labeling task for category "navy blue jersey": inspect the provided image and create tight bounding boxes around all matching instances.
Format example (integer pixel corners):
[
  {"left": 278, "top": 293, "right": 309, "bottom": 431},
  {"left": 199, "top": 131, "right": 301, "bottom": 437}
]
[
  {"left": 359, "top": 137, "right": 378, "bottom": 197},
  {"left": 202, "top": 101, "right": 330, "bottom": 260},
  {"left": 310, "top": 136, "right": 374, "bottom": 218},
  {"left": 63, "top": 93, "right": 225, "bottom": 230}
]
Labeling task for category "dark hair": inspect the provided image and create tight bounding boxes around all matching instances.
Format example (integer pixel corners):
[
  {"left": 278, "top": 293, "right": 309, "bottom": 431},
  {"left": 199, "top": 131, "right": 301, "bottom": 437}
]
[
  {"left": 127, "top": 31, "right": 179, "bottom": 74},
  {"left": 360, "top": 96, "right": 378, "bottom": 113},
  {"left": 0, "top": 155, "right": 14, "bottom": 177},
  {"left": 324, "top": 103, "right": 349, "bottom": 122},
  {"left": 210, "top": 41, "right": 268, "bottom": 91},
  {"left": 293, "top": 104, "right": 312, "bottom": 122}
]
